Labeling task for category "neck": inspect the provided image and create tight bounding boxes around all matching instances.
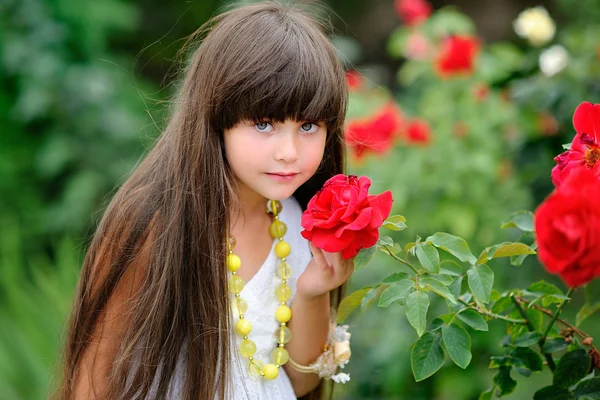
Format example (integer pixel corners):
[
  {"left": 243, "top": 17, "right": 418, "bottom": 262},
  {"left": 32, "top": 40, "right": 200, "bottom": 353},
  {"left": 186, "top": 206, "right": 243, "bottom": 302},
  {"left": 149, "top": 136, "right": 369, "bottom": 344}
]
[{"left": 229, "top": 189, "right": 270, "bottom": 235}]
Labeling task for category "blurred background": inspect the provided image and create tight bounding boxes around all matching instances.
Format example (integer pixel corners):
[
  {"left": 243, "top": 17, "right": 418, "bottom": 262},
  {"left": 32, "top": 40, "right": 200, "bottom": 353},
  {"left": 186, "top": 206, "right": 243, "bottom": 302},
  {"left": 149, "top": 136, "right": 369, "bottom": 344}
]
[{"left": 2, "top": 0, "right": 600, "bottom": 398}]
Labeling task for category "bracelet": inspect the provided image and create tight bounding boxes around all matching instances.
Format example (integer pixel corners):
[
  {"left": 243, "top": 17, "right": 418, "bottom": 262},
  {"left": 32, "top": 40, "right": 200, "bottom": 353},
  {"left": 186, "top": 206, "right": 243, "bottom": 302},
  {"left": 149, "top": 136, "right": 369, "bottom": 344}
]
[{"left": 288, "top": 309, "right": 352, "bottom": 384}]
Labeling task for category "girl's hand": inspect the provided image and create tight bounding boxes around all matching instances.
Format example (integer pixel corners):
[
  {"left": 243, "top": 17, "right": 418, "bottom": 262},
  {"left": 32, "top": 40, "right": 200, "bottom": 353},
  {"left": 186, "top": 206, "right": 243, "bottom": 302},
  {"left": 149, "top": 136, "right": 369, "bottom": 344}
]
[{"left": 295, "top": 243, "right": 354, "bottom": 299}]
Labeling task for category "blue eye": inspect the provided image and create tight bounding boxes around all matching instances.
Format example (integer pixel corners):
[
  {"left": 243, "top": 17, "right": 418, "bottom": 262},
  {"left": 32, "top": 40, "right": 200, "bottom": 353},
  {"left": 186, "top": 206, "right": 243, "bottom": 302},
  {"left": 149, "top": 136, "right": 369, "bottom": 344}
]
[
  {"left": 255, "top": 121, "right": 274, "bottom": 132},
  {"left": 300, "top": 122, "right": 319, "bottom": 134}
]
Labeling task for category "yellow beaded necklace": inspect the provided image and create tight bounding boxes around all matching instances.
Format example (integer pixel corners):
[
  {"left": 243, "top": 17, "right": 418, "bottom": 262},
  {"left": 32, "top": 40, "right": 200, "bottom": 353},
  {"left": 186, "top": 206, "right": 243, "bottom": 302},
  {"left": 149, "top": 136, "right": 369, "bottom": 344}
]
[{"left": 226, "top": 199, "right": 293, "bottom": 380}]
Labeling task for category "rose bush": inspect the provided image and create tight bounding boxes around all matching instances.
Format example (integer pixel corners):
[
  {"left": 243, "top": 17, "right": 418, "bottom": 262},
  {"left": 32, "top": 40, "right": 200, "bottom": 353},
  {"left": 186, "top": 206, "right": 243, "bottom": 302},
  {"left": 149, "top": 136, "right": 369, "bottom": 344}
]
[{"left": 300, "top": 174, "right": 393, "bottom": 259}]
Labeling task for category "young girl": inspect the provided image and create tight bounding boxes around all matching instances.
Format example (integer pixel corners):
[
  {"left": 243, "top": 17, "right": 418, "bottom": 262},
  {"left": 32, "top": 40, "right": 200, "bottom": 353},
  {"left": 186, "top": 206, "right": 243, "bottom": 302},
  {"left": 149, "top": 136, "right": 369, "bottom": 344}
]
[{"left": 55, "top": 1, "right": 353, "bottom": 399}]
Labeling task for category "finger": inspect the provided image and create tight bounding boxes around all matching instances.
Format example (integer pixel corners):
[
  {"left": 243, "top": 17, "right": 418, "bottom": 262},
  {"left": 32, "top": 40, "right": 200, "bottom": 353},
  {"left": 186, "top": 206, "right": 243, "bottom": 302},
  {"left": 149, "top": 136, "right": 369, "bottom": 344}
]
[{"left": 309, "top": 243, "right": 330, "bottom": 269}]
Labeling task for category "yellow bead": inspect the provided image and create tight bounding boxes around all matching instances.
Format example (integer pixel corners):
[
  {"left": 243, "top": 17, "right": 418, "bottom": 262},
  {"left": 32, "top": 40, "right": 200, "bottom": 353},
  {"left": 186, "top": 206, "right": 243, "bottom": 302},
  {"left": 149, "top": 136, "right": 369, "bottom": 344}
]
[
  {"left": 235, "top": 319, "right": 252, "bottom": 336},
  {"left": 228, "top": 275, "right": 245, "bottom": 294},
  {"left": 271, "top": 347, "right": 289, "bottom": 366},
  {"left": 269, "top": 220, "right": 287, "bottom": 238},
  {"left": 266, "top": 200, "right": 282, "bottom": 216},
  {"left": 275, "top": 283, "right": 292, "bottom": 302},
  {"left": 227, "top": 254, "right": 241, "bottom": 272},
  {"left": 248, "top": 359, "right": 264, "bottom": 377},
  {"left": 275, "top": 305, "right": 291, "bottom": 323},
  {"left": 276, "top": 261, "right": 292, "bottom": 279},
  {"left": 275, "top": 241, "right": 291, "bottom": 258},
  {"left": 263, "top": 363, "right": 279, "bottom": 380},
  {"left": 227, "top": 236, "right": 237, "bottom": 250},
  {"left": 239, "top": 339, "right": 256, "bottom": 358},
  {"left": 275, "top": 326, "right": 292, "bottom": 344},
  {"left": 231, "top": 297, "right": 248, "bottom": 315}
]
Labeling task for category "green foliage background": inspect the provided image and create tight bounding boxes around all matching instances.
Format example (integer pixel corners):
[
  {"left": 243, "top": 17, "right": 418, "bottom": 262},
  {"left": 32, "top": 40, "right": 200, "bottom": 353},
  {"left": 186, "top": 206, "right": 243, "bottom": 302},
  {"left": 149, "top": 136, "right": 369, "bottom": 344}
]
[{"left": 1, "top": 0, "right": 600, "bottom": 398}]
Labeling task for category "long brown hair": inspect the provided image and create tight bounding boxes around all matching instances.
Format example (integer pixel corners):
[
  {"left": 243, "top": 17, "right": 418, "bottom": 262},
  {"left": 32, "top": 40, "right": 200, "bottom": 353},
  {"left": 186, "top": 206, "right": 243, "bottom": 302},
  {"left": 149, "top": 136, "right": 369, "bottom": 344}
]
[{"left": 54, "top": 1, "right": 348, "bottom": 399}]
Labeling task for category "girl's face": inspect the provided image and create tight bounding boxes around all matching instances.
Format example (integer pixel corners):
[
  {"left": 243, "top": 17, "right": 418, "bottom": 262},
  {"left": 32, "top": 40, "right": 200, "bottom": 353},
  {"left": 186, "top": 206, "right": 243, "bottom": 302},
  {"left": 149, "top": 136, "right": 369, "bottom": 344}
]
[{"left": 224, "top": 118, "right": 327, "bottom": 204}]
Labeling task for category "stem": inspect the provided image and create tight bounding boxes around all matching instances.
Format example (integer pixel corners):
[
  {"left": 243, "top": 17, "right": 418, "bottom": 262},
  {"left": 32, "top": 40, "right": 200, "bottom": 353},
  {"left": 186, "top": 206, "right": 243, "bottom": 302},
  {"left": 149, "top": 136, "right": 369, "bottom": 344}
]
[
  {"left": 511, "top": 294, "right": 556, "bottom": 371},
  {"left": 540, "top": 287, "right": 575, "bottom": 347},
  {"left": 457, "top": 298, "right": 527, "bottom": 324},
  {"left": 383, "top": 245, "right": 420, "bottom": 275}
]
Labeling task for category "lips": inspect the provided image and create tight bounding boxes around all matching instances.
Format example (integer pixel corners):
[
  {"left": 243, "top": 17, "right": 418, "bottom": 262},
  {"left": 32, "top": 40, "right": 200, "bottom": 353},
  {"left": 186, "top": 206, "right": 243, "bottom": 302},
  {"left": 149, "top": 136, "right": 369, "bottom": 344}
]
[{"left": 267, "top": 172, "right": 298, "bottom": 176}]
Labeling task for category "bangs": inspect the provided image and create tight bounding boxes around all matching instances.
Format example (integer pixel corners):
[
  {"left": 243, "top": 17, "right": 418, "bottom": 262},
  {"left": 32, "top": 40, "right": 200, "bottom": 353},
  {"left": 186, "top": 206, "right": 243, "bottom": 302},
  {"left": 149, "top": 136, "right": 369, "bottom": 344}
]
[{"left": 210, "top": 8, "right": 347, "bottom": 131}]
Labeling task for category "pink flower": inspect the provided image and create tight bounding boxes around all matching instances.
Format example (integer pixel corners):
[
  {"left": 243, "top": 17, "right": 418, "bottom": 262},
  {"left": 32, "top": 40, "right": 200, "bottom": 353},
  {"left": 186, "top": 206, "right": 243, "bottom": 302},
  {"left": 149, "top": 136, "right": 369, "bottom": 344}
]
[
  {"left": 551, "top": 102, "right": 600, "bottom": 187},
  {"left": 301, "top": 175, "right": 393, "bottom": 259},
  {"left": 394, "top": 0, "right": 432, "bottom": 26}
]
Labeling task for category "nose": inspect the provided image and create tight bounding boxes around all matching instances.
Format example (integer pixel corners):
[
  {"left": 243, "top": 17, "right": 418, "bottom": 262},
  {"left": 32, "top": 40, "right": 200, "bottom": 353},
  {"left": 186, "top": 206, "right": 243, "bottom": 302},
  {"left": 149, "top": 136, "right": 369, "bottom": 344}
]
[{"left": 274, "top": 131, "right": 298, "bottom": 163}]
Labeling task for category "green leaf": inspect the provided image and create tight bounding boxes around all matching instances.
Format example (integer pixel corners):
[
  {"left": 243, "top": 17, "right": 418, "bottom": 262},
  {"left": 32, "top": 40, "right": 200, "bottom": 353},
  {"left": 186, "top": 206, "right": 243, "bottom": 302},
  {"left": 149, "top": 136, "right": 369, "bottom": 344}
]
[
  {"left": 563, "top": 143, "right": 572, "bottom": 150},
  {"left": 477, "top": 242, "right": 536, "bottom": 264},
  {"left": 415, "top": 243, "right": 440, "bottom": 273},
  {"left": 501, "top": 211, "right": 534, "bottom": 232},
  {"left": 442, "top": 324, "right": 472, "bottom": 369},
  {"left": 448, "top": 275, "right": 463, "bottom": 300},
  {"left": 406, "top": 291, "right": 430, "bottom": 337},
  {"left": 542, "top": 338, "right": 569, "bottom": 354},
  {"left": 479, "top": 388, "right": 494, "bottom": 400},
  {"left": 576, "top": 302, "right": 600, "bottom": 326},
  {"left": 337, "top": 288, "right": 371, "bottom": 323},
  {"left": 457, "top": 309, "right": 488, "bottom": 331},
  {"left": 511, "top": 347, "right": 543, "bottom": 371},
  {"left": 554, "top": 350, "right": 592, "bottom": 389},
  {"left": 420, "top": 277, "right": 456, "bottom": 304},
  {"left": 493, "top": 366, "right": 517, "bottom": 397},
  {"left": 382, "top": 215, "right": 407, "bottom": 231},
  {"left": 533, "top": 386, "right": 575, "bottom": 400},
  {"left": 440, "top": 260, "right": 463, "bottom": 276},
  {"left": 574, "top": 377, "right": 600, "bottom": 399},
  {"left": 467, "top": 265, "right": 495, "bottom": 304},
  {"left": 422, "top": 273, "right": 454, "bottom": 285},
  {"left": 513, "top": 332, "right": 542, "bottom": 347},
  {"left": 411, "top": 331, "right": 445, "bottom": 381},
  {"left": 361, "top": 285, "right": 389, "bottom": 311},
  {"left": 382, "top": 272, "right": 410, "bottom": 283},
  {"left": 379, "top": 279, "right": 415, "bottom": 308},
  {"left": 353, "top": 246, "right": 376, "bottom": 270},
  {"left": 426, "top": 232, "right": 476, "bottom": 263},
  {"left": 377, "top": 236, "right": 394, "bottom": 247}
]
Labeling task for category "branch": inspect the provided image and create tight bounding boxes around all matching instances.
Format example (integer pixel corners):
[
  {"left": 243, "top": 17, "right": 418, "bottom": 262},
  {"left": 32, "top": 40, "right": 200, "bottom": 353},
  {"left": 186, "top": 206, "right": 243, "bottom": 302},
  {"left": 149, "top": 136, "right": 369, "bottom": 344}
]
[
  {"left": 383, "top": 245, "right": 420, "bottom": 275},
  {"left": 540, "top": 287, "right": 575, "bottom": 348},
  {"left": 457, "top": 298, "right": 527, "bottom": 325}
]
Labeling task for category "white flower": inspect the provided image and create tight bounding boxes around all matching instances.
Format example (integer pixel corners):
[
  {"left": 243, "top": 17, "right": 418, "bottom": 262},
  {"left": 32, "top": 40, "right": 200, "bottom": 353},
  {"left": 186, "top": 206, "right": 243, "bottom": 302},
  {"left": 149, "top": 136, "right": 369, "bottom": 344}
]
[
  {"left": 539, "top": 45, "right": 569, "bottom": 77},
  {"left": 331, "top": 372, "right": 351, "bottom": 384},
  {"left": 513, "top": 6, "right": 556, "bottom": 46}
]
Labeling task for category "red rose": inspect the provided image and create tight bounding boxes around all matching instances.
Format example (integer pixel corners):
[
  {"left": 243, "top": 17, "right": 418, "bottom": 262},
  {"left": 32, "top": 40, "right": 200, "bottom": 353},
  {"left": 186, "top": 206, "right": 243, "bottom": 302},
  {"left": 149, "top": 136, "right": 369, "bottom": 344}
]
[
  {"left": 552, "top": 102, "right": 600, "bottom": 187},
  {"left": 394, "top": 0, "right": 432, "bottom": 26},
  {"left": 301, "top": 174, "right": 393, "bottom": 259},
  {"left": 405, "top": 119, "right": 431, "bottom": 145},
  {"left": 345, "top": 103, "right": 403, "bottom": 160},
  {"left": 435, "top": 35, "right": 479, "bottom": 78},
  {"left": 535, "top": 168, "right": 600, "bottom": 287}
]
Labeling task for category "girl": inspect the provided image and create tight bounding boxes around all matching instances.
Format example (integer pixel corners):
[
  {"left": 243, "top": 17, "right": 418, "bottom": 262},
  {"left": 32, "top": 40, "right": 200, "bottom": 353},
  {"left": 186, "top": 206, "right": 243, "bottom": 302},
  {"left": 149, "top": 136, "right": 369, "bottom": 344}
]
[{"left": 55, "top": 1, "right": 353, "bottom": 399}]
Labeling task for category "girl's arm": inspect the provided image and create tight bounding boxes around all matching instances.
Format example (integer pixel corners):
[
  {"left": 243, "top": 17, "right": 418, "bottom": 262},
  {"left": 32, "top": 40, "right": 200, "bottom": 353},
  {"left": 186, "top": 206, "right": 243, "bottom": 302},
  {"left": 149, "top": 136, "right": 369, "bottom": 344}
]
[
  {"left": 285, "top": 292, "right": 330, "bottom": 397},
  {"left": 284, "top": 244, "right": 354, "bottom": 397}
]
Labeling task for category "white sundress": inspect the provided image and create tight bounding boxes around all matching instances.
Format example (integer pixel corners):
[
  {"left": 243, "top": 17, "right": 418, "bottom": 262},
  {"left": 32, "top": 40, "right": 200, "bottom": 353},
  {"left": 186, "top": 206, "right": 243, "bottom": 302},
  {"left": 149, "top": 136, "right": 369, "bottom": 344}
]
[{"left": 137, "top": 195, "right": 312, "bottom": 399}]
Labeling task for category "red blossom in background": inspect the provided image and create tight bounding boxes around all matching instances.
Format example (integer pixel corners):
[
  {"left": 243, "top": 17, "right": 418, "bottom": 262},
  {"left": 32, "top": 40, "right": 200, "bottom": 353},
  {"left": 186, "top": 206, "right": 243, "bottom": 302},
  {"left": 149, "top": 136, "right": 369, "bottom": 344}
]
[
  {"left": 435, "top": 35, "right": 480, "bottom": 78},
  {"left": 345, "top": 103, "right": 404, "bottom": 160},
  {"left": 536, "top": 112, "right": 559, "bottom": 136},
  {"left": 345, "top": 70, "right": 363, "bottom": 91},
  {"left": 405, "top": 32, "right": 432, "bottom": 60},
  {"left": 551, "top": 102, "right": 600, "bottom": 187},
  {"left": 301, "top": 174, "right": 394, "bottom": 259},
  {"left": 405, "top": 119, "right": 431, "bottom": 145},
  {"left": 473, "top": 83, "right": 489, "bottom": 102},
  {"left": 394, "top": 0, "right": 432, "bottom": 26},
  {"left": 535, "top": 168, "right": 600, "bottom": 287}
]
